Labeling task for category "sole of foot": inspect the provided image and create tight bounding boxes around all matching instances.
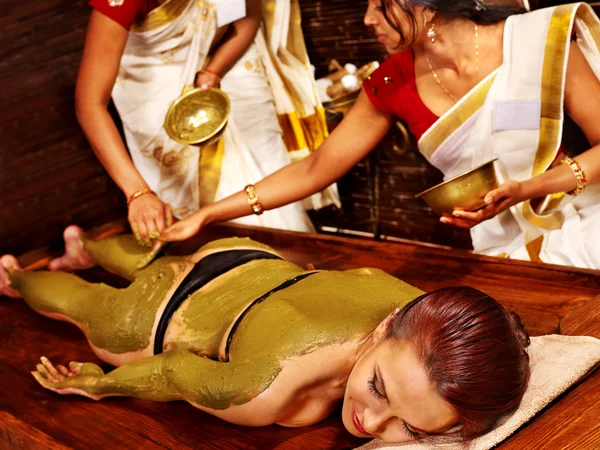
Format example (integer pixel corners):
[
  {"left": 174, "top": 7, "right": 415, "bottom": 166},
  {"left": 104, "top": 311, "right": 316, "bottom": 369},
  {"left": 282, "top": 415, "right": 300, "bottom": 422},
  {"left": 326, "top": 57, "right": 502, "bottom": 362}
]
[
  {"left": 0, "top": 254, "right": 22, "bottom": 298},
  {"left": 48, "top": 225, "right": 95, "bottom": 272}
]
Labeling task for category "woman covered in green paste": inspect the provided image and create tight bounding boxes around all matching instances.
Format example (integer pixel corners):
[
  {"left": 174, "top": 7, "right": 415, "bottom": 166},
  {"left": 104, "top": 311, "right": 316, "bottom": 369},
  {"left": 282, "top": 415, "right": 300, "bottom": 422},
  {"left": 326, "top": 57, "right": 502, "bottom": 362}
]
[{"left": 0, "top": 226, "right": 530, "bottom": 443}]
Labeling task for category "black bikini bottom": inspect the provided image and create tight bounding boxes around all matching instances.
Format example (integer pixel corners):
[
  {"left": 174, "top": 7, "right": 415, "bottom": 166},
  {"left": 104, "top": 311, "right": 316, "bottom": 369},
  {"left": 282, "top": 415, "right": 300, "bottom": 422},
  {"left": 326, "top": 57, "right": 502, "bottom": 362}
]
[{"left": 153, "top": 249, "right": 282, "bottom": 355}]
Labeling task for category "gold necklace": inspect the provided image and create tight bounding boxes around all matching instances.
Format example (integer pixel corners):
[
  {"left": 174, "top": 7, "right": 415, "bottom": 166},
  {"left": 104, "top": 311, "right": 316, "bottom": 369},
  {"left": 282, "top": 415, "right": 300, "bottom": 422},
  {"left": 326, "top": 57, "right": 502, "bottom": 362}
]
[{"left": 425, "top": 23, "right": 479, "bottom": 104}]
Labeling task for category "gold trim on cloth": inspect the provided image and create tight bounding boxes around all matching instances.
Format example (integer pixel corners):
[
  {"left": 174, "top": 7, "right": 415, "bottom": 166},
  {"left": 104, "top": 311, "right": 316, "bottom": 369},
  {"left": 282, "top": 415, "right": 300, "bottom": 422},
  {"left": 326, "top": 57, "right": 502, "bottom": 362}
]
[
  {"left": 521, "top": 4, "right": 576, "bottom": 231},
  {"left": 132, "top": 0, "right": 190, "bottom": 32},
  {"left": 301, "top": 106, "right": 329, "bottom": 152},
  {"left": 418, "top": 74, "right": 496, "bottom": 161},
  {"left": 198, "top": 136, "right": 225, "bottom": 206},
  {"left": 278, "top": 107, "right": 329, "bottom": 153},
  {"left": 278, "top": 112, "right": 308, "bottom": 152},
  {"left": 578, "top": 3, "right": 600, "bottom": 50},
  {"left": 525, "top": 235, "right": 545, "bottom": 263},
  {"left": 287, "top": 0, "right": 310, "bottom": 65}
]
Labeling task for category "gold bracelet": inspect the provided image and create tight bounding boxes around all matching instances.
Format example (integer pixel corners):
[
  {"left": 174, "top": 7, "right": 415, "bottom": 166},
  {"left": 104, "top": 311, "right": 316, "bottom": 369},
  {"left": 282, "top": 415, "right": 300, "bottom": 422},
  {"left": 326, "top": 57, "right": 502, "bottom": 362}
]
[
  {"left": 127, "top": 188, "right": 155, "bottom": 206},
  {"left": 244, "top": 184, "right": 264, "bottom": 215},
  {"left": 561, "top": 156, "right": 587, "bottom": 196}
]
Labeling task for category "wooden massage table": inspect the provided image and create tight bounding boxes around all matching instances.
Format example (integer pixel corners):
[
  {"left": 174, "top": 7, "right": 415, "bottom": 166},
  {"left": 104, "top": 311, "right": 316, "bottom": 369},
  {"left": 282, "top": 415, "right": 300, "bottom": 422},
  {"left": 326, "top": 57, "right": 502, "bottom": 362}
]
[{"left": 1, "top": 220, "right": 599, "bottom": 449}]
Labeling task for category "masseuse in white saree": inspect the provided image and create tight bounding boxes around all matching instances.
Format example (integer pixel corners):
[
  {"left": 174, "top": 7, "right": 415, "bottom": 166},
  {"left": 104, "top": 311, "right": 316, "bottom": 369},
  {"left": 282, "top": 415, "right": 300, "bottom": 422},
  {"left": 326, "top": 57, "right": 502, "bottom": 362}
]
[
  {"left": 156, "top": 1, "right": 600, "bottom": 270},
  {"left": 418, "top": 3, "right": 600, "bottom": 268},
  {"left": 64, "top": 0, "right": 338, "bottom": 260}
]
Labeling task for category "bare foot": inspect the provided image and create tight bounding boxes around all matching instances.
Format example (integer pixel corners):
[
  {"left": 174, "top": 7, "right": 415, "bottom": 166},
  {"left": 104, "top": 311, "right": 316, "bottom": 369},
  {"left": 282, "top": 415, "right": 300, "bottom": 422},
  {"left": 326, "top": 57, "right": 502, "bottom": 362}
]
[
  {"left": 0, "top": 255, "right": 23, "bottom": 298},
  {"left": 48, "top": 225, "right": 95, "bottom": 272}
]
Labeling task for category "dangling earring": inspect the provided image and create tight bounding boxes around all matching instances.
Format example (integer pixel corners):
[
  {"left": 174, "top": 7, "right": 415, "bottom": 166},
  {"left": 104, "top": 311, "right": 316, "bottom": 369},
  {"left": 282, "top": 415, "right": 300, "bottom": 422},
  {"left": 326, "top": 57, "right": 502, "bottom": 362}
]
[{"left": 425, "top": 19, "right": 436, "bottom": 43}]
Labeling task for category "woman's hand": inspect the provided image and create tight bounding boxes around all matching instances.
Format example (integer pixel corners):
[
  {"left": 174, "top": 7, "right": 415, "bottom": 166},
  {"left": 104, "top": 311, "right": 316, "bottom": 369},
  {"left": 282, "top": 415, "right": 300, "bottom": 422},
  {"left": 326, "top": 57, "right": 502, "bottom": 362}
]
[
  {"left": 194, "top": 69, "right": 221, "bottom": 90},
  {"left": 129, "top": 193, "right": 173, "bottom": 246},
  {"left": 441, "top": 180, "right": 525, "bottom": 229},
  {"left": 31, "top": 356, "right": 105, "bottom": 400},
  {"left": 160, "top": 210, "right": 205, "bottom": 243}
]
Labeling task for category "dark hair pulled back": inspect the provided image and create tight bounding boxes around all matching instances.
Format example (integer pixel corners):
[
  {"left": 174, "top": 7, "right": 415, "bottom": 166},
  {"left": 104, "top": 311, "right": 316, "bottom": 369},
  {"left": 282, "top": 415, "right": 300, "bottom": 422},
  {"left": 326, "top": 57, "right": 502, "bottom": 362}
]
[
  {"left": 386, "top": 286, "right": 531, "bottom": 440},
  {"left": 381, "top": 0, "right": 525, "bottom": 46}
]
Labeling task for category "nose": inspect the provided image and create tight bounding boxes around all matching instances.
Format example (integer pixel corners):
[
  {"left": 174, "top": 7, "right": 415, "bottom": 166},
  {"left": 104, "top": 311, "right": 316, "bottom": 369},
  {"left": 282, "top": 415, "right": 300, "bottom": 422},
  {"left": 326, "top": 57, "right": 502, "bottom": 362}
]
[
  {"left": 364, "top": 4, "right": 378, "bottom": 28},
  {"left": 362, "top": 407, "right": 390, "bottom": 436}
]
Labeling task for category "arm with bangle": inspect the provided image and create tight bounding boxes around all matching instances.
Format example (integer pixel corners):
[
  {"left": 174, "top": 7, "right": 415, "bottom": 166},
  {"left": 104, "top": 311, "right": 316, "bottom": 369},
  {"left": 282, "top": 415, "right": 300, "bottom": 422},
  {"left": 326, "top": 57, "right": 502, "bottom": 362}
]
[
  {"left": 159, "top": 92, "right": 395, "bottom": 243},
  {"left": 444, "top": 41, "right": 600, "bottom": 228},
  {"left": 194, "top": 0, "right": 262, "bottom": 90},
  {"left": 77, "top": 11, "right": 172, "bottom": 243}
]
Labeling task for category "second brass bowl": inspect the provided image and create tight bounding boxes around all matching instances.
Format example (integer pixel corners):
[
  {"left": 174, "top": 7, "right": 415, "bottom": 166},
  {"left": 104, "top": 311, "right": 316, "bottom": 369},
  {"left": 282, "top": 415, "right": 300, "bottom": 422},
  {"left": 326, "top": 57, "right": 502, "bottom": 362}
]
[
  {"left": 415, "top": 159, "right": 498, "bottom": 216},
  {"left": 164, "top": 88, "right": 230, "bottom": 146}
]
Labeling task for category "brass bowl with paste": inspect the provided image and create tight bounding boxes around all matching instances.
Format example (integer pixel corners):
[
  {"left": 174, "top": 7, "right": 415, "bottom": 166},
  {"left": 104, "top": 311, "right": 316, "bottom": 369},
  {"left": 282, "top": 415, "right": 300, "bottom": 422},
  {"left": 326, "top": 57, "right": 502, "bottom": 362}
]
[
  {"left": 164, "top": 88, "right": 230, "bottom": 146},
  {"left": 415, "top": 159, "right": 499, "bottom": 216}
]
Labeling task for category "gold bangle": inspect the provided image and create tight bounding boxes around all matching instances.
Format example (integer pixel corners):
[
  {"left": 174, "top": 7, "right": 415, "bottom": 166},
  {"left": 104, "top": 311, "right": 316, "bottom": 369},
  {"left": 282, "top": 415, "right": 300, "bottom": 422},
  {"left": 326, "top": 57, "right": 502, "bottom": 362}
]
[
  {"left": 127, "top": 188, "right": 155, "bottom": 206},
  {"left": 244, "top": 184, "right": 264, "bottom": 215},
  {"left": 561, "top": 157, "right": 587, "bottom": 196}
]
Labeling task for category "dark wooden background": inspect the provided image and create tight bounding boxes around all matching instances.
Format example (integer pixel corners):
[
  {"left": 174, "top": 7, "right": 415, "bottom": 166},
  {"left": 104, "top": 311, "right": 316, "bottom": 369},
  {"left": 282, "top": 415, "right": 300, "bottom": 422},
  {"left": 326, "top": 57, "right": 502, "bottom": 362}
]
[{"left": 0, "top": 0, "right": 593, "bottom": 256}]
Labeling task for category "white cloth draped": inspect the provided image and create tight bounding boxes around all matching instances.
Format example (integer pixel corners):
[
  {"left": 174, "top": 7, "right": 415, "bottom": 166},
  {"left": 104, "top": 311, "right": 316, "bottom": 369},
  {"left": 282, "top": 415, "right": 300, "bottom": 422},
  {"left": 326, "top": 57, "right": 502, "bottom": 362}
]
[{"left": 112, "top": 0, "right": 314, "bottom": 232}]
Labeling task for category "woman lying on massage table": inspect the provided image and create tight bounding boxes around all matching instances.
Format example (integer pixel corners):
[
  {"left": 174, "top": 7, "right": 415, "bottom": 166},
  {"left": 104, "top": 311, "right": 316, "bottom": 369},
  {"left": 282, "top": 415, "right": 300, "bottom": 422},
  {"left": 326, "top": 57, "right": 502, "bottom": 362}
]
[{"left": 0, "top": 226, "right": 530, "bottom": 443}]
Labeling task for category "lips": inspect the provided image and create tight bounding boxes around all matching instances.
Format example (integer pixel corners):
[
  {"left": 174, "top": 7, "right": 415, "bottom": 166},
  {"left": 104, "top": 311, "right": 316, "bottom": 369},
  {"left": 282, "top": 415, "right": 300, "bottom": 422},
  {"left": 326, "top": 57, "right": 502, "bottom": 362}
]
[{"left": 352, "top": 405, "right": 371, "bottom": 436}]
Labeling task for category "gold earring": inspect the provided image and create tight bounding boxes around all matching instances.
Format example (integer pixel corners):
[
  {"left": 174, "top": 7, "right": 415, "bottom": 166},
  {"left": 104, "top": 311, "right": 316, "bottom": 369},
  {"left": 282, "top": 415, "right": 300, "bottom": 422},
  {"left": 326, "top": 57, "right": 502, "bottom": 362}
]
[{"left": 425, "top": 19, "right": 436, "bottom": 43}]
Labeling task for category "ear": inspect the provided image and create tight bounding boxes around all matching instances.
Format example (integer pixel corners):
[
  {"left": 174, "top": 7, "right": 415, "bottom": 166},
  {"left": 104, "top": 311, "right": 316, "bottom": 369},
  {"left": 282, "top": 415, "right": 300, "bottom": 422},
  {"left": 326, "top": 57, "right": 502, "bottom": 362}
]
[
  {"left": 416, "top": 6, "right": 434, "bottom": 18},
  {"left": 373, "top": 308, "right": 400, "bottom": 343}
]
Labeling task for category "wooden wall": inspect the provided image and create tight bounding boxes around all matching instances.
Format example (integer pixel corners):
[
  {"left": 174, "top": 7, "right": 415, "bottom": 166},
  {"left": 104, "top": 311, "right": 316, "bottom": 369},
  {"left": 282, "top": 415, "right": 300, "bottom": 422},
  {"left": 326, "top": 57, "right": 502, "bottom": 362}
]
[
  {"left": 1, "top": 0, "right": 594, "bottom": 255},
  {"left": 0, "top": 0, "right": 126, "bottom": 255}
]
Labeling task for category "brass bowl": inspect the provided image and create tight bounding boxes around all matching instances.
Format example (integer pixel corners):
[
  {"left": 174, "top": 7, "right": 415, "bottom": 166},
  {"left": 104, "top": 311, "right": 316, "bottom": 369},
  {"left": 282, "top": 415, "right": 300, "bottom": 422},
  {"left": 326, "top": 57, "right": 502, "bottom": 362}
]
[
  {"left": 164, "top": 88, "right": 230, "bottom": 146},
  {"left": 415, "top": 159, "right": 499, "bottom": 216}
]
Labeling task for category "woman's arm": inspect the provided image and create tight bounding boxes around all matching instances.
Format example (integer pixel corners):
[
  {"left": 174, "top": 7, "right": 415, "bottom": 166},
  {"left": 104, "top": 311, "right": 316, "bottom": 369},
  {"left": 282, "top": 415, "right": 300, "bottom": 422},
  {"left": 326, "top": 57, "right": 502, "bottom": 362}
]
[
  {"left": 447, "top": 41, "right": 600, "bottom": 228},
  {"left": 32, "top": 351, "right": 281, "bottom": 426},
  {"left": 76, "top": 11, "right": 173, "bottom": 242},
  {"left": 161, "top": 91, "right": 395, "bottom": 241},
  {"left": 195, "top": 0, "right": 262, "bottom": 89}
]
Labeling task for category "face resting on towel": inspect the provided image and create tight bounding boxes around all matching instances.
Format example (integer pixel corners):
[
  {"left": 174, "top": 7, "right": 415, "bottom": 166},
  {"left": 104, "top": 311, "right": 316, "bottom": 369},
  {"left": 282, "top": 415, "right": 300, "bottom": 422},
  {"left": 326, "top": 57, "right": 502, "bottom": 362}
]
[{"left": 1, "top": 230, "right": 530, "bottom": 444}]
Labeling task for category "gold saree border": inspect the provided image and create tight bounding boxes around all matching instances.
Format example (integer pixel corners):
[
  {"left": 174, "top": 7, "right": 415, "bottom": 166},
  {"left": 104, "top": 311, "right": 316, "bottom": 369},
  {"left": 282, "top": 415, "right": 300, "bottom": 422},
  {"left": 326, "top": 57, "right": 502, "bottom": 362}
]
[
  {"left": 132, "top": 0, "right": 191, "bottom": 33},
  {"left": 418, "top": 74, "right": 496, "bottom": 161},
  {"left": 278, "top": 112, "right": 308, "bottom": 152},
  {"left": 525, "top": 234, "right": 545, "bottom": 263},
  {"left": 578, "top": 3, "right": 600, "bottom": 50},
  {"left": 278, "top": 107, "right": 329, "bottom": 153},
  {"left": 521, "top": 4, "right": 578, "bottom": 231},
  {"left": 301, "top": 106, "right": 329, "bottom": 152},
  {"left": 198, "top": 136, "right": 224, "bottom": 207}
]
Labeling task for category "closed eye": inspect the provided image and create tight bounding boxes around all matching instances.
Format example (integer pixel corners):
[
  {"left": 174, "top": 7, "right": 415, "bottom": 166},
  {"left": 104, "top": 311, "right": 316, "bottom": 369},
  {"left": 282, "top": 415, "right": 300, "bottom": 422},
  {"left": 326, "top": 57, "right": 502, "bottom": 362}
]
[{"left": 368, "top": 376, "right": 385, "bottom": 399}]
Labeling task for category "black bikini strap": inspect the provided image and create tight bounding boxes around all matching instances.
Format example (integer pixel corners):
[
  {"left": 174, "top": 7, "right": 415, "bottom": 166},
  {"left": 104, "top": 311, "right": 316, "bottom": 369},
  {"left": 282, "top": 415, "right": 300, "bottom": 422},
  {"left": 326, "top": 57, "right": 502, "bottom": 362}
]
[{"left": 153, "top": 249, "right": 282, "bottom": 355}]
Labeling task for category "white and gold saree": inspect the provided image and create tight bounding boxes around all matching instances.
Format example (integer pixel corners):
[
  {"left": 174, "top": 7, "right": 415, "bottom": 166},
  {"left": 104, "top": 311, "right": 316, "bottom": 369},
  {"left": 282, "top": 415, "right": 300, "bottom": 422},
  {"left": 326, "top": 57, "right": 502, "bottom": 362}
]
[
  {"left": 111, "top": 0, "right": 322, "bottom": 232},
  {"left": 258, "top": 0, "right": 340, "bottom": 209},
  {"left": 418, "top": 3, "right": 600, "bottom": 269}
]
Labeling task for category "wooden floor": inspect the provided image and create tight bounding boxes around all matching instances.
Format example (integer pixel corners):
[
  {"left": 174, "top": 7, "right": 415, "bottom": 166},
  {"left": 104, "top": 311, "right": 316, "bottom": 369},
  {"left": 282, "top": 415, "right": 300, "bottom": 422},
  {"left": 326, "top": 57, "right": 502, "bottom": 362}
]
[{"left": 1, "top": 221, "right": 599, "bottom": 449}]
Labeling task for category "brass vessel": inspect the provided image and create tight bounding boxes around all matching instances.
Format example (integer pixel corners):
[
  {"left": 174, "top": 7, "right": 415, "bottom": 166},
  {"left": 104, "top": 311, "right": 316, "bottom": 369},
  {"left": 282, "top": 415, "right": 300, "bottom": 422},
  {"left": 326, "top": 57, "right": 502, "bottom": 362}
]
[
  {"left": 164, "top": 88, "right": 230, "bottom": 146},
  {"left": 416, "top": 159, "right": 499, "bottom": 216}
]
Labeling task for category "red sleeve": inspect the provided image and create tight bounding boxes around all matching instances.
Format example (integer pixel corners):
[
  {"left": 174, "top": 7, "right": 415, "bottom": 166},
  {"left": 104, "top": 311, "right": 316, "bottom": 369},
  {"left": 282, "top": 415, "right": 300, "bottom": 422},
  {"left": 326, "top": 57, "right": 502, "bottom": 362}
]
[
  {"left": 89, "top": 0, "right": 145, "bottom": 30},
  {"left": 363, "top": 53, "right": 406, "bottom": 116}
]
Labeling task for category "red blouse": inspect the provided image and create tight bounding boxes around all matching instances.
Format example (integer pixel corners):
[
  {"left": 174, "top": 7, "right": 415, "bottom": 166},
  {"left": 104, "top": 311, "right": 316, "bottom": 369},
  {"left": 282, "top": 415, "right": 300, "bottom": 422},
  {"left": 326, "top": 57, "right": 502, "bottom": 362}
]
[
  {"left": 90, "top": 0, "right": 160, "bottom": 30},
  {"left": 363, "top": 50, "right": 438, "bottom": 141}
]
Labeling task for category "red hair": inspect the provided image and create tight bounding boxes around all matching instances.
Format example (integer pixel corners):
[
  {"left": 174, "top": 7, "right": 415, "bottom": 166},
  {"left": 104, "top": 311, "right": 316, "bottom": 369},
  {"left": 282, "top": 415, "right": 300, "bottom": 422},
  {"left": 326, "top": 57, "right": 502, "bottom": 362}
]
[{"left": 386, "top": 286, "right": 530, "bottom": 439}]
